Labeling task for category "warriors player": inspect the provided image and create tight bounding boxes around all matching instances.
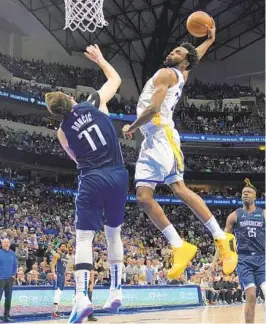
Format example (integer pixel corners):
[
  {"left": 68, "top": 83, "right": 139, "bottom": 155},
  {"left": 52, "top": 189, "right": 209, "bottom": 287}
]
[
  {"left": 123, "top": 19, "right": 237, "bottom": 279},
  {"left": 213, "top": 179, "right": 265, "bottom": 323}
]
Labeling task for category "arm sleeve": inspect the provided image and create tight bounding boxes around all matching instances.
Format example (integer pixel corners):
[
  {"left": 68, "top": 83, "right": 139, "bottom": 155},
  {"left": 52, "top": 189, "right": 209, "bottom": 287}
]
[{"left": 87, "top": 91, "right": 101, "bottom": 109}]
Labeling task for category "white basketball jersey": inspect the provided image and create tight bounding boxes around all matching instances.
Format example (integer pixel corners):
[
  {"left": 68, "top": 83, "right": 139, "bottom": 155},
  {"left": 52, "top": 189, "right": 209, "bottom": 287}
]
[{"left": 137, "top": 68, "right": 185, "bottom": 133}]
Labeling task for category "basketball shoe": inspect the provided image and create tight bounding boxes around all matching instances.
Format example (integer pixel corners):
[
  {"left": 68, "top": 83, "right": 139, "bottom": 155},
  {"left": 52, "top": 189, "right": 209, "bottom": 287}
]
[
  {"left": 68, "top": 295, "right": 93, "bottom": 324},
  {"left": 215, "top": 233, "right": 238, "bottom": 275},
  {"left": 103, "top": 287, "right": 122, "bottom": 313},
  {"left": 167, "top": 241, "right": 197, "bottom": 280}
]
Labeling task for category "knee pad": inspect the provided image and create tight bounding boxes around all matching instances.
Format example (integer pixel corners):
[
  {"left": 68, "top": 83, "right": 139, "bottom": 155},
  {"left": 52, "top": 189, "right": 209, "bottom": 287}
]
[
  {"left": 76, "top": 230, "right": 94, "bottom": 265},
  {"left": 104, "top": 225, "right": 123, "bottom": 262}
]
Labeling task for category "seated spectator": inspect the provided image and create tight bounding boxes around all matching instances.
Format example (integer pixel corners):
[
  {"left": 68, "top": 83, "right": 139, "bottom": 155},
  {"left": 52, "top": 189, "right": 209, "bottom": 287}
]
[
  {"left": 131, "top": 274, "right": 140, "bottom": 285},
  {"left": 39, "top": 262, "right": 50, "bottom": 284},
  {"left": 157, "top": 270, "right": 168, "bottom": 285},
  {"left": 15, "top": 270, "right": 26, "bottom": 286},
  {"left": 65, "top": 272, "right": 75, "bottom": 287},
  {"left": 46, "top": 272, "right": 55, "bottom": 286},
  {"left": 30, "top": 270, "right": 40, "bottom": 286},
  {"left": 95, "top": 272, "right": 109, "bottom": 285},
  {"left": 25, "top": 273, "right": 34, "bottom": 285}
]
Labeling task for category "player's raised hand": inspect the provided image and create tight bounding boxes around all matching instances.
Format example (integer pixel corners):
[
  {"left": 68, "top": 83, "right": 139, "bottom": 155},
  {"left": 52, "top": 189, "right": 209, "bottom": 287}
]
[
  {"left": 206, "top": 18, "right": 216, "bottom": 41},
  {"left": 122, "top": 124, "right": 136, "bottom": 140},
  {"left": 84, "top": 44, "right": 104, "bottom": 64}
]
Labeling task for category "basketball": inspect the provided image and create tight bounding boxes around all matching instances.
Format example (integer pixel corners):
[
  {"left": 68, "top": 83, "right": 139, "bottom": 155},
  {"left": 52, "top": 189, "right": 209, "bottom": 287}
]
[{"left": 186, "top": 11, "right": 214, "bottom": 37}]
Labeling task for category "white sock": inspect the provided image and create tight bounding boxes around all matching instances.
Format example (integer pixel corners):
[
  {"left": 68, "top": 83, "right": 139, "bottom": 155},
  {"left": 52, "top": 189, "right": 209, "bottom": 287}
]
[
  {"left": 162, "top": 224, "right": 183, "bottom": 248},
  {"left": 110, "top": 263, "right": 123, "bottom": 290},
  {"left": 205, "top": 216, "right": 225, "bottom": 239},
  {"left": 260, "top": 282, "right": 266, "bottom": 298},
  {"left": 75, "top": 230, "right": 94, "bottom": 297},
  {"left": 75, "top": 270, "right": 90, "bottom": 297}
]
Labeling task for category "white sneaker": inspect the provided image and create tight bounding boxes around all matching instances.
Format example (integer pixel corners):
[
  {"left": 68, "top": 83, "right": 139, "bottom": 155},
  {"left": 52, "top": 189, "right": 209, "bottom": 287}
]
[
  {"left": 103, "top": 288, "right": 122, "bottom": 313},
  {"left": 68, "top": 295, "right": 93, "bottom": 323}
]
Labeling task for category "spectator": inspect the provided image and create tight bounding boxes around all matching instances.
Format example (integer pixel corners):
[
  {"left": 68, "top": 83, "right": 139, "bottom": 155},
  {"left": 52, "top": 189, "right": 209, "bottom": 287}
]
[
  {"left": 39, "top": 262, "right": 49, "bottom": 284},
  {"left": 46, "top": 272, "right": 55, "bottom": 286},
  {"left": 65, "top": 273, "right": 75, "bottom": 287},
  {"left": 95, "top": 272, "right": 108, "bottom": 285},
  {"left": 157, "top": 270, "right": 168, "bottom": 285},
  {"left": 66, "top": 246, "right": 75, "bottom": 273},
  {"left": 145, "top": 259, "right": 155, "bottom": 285},
  {"left": 16, "top": 241, "right": 28, "bottom": 268},
  {"left": 36, "top": 237, "right": 47, "bottom": 265},
  {"left": 125, "top": 258, "right": 135, "bottom": 284},
  {"left": 15, "top": 270, "right": 26, "bottom": 286},
  {"left": 43, "top": 244, "right": 55, "bottom": 265}
]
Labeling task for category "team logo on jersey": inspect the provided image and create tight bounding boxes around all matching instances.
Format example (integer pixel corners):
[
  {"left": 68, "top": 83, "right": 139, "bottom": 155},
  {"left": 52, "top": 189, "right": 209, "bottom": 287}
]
[{"left": 253, "top": 214, "right": 261, "bottom": 217}]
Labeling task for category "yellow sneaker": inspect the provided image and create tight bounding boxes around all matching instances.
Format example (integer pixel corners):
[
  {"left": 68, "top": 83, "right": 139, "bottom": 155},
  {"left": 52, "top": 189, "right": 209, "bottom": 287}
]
[
  {"left": 167, "top": 241, "right": 197, "bottom": 280},
  {"left": 215, "top": 233, "right": 238, "bottom": 275}
]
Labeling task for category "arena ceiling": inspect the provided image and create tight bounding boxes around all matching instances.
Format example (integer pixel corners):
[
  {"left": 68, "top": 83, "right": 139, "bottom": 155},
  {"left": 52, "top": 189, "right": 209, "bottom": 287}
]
[{"left": 18, "top": 0, "right": 265, "bottom": 91}]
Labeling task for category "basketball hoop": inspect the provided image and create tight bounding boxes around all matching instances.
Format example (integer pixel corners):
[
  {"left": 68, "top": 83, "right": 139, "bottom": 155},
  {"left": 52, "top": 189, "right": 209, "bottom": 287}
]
[{"left": 64, "top": 0, "right": 108, "bottom": 33}]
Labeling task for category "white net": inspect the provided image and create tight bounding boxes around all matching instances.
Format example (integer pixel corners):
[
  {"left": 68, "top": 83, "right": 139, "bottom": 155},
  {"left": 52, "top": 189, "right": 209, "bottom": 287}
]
[{"left": 64, "top": 0, "right": 108, "bottom": 33}]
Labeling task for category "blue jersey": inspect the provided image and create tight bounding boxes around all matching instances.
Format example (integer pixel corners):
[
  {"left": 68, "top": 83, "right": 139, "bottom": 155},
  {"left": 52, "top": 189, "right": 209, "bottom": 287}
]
[
  {"left": 60, "top": 98, "right": 123, "bottom": 171},
  {"left": 56, "top": 252, "right": 68, "bottom": 274},
  {"left": 234, "top": 207, "right": 265, "bottom": 255}
]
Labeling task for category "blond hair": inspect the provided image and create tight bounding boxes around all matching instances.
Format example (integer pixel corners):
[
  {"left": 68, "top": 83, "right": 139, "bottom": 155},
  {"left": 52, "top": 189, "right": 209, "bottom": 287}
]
[{"left": 45, "top": 92, "right": 72, "bottom": 116}]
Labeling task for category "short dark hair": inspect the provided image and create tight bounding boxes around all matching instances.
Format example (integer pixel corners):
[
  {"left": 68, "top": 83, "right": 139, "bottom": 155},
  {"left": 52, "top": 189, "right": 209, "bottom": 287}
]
[
  {"left": 180, "top": 42, "right": 199, "bottom": 71},
  {"left": 45, "top": 92, "right": 72, "bottom": 116}
]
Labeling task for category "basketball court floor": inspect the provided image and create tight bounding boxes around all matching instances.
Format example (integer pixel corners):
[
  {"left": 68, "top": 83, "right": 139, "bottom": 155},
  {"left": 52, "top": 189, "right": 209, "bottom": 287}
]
[{"left": 18, "top": 304, "right": 265, "bottom": 323}]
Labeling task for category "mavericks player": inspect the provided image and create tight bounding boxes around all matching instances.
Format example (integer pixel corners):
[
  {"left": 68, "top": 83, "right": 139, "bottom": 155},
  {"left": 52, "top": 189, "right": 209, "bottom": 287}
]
[
  {"left": 213, "top": 179, "right": 265, "bottom": 323},
  {"left": 50, "top": 243, "right": 68, "bottom": 318},
  {"left": 45, "top": 45, "right": 128, "bottom": 324},
  {"left": 123, "top": 19, "right": 237, "bottom": 278}
]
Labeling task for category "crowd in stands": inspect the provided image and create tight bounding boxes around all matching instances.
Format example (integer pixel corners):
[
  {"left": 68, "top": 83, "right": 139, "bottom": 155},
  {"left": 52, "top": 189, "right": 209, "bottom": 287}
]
[
  {"left": 0, "top": 76, "right": 264, "bottom": 134},
  {"left": 0, "top": 53, "right": 106, "bottom": 89},
  {"left": 1, "top": 178, "right": 259, "bottom": 304},
  {"left": 178, "top": 109, "right": 259, "bottom": 135},
  {"left": 1, "top": 53, "right": 265, "bottom": 121},
  {"left": 186, "top": 155, "right": 265, "bottom": 174},
  {"left": 1, "top": 180, "right": 265, "bottom": 304},
  {"left": 0, "top": 125, "right": 264, "bottom": 174},
  {"left": 185, "top": 79, "right": 256, "bottom": 100},
  {"left": 258, "top": 109, "right": 265, "bottom": 128},
  {"left": 0, "top": 79, "right": 134, "bottom": 115}
]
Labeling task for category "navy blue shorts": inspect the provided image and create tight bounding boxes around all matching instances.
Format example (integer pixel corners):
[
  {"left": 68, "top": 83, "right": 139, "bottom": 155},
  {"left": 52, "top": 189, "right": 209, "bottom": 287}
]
[
  {"left": 237, "top": 254, "right": 265, "bottom": 290},
  {"left": 75, "top": 166, "right": 128, "bottom": 231},
  {"left": 53, "top": 272, "right": 65, "bottom": 291}
]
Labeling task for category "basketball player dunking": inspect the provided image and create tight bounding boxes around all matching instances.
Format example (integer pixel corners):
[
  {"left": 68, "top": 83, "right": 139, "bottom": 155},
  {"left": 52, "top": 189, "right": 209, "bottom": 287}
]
[
  {"left": 45, "top": 45, "right": 128, "bottom": 324},
  {"left": 123, "top": 19, "right": 238, "bottom": 279},
  {"left": 213, "top": 179, "right": 265, "bottom": 323},
  {"left": 50, "top": 243, "right": 68, "bottom": 318}
]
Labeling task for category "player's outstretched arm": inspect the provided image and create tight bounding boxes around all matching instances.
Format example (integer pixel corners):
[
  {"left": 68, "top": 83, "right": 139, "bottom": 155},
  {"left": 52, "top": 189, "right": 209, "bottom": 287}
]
[
  {"left": 57, "top": 128, "right": 78, "bottom": 164},
  {"left": 196, "top": 18, "right": 216, "bottom": 61},
  {"left": 84, "top": 45, "right": 121, "bottom": 115},
  {"left": 211, "top": 211, "right": 237, "bottom": 268},
  {"left": 122, "top": 68, "right": 174, "bottom": 138}
]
